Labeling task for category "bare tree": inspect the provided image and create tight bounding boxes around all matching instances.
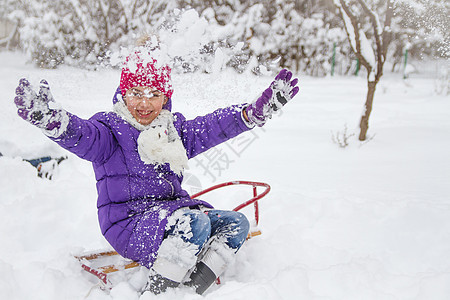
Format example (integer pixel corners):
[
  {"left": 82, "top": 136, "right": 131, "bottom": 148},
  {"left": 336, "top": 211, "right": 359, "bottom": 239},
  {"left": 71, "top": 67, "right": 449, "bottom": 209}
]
[{"left": 333, "top": 0, "right": 394, "bottom": 141}]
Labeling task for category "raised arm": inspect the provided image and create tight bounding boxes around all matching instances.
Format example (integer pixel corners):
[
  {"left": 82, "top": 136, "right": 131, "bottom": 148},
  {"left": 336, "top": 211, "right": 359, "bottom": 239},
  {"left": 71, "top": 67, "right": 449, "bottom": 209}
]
[
  {"left": 14, "top": 78, "right": 117, "bottom": 163},
  {"left": 174, "top": 69, "right": 299, "bottom": 159},
  {"left": 173, "top": 104, "right": 251, "bottom": 159}
]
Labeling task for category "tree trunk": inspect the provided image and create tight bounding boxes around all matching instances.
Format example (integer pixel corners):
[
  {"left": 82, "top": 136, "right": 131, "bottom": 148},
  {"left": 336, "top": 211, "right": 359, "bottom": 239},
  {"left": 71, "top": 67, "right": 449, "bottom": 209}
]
[{"left": 359, "top": 80, "right": 377, "bottom": 141}]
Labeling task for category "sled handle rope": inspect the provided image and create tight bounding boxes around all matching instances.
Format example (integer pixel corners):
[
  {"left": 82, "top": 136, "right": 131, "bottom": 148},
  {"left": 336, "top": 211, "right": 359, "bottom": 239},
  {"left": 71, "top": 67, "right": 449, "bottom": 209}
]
[{"left": 75, "top": 181, "right": 271, "bottom": 285}]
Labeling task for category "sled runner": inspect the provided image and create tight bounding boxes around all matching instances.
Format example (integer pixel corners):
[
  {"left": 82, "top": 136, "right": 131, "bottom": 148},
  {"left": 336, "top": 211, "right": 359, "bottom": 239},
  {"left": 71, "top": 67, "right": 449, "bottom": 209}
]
[{"left": 75, "top": 180, "right": 270, "bottom": 287}]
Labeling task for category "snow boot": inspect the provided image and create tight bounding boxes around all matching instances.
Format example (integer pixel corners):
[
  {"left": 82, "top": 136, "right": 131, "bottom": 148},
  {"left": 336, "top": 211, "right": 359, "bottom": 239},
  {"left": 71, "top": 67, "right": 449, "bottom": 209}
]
[
  {"left": 142, "top": 272, "right": 180, "bottom": 295},
  {"left": 185, "top": 245, "right": 229, "bottom": 295},
  {"left": 142, "top": 252, "right": 192, "bottom": 295},
  {"left": 185, "top": 261, "right": 217, "bottom": 295}
]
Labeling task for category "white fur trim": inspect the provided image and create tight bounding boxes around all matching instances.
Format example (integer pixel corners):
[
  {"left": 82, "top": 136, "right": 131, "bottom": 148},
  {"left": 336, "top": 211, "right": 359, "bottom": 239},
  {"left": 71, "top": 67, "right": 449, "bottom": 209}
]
[
  {"left": 113, "top": 102, "right": 188, "bottom": 175},
  {"left": 199, "top": 246, "right": 228, "bottom": 277},
  {"left": 197, "top": 238, "right": 234, "bottom": 277},
  {"left": 153, "top": 233, "right": 199, "bottom": 282},
  {"left": 42, "top": 110, "right": 70, "bottom": 138},
  {"left": 152, "top": 256, "right": 190, "bottom": 283}
]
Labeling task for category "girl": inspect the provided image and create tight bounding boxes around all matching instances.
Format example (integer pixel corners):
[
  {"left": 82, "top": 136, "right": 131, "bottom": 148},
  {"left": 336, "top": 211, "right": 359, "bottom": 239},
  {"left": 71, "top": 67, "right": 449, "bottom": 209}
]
[{"left": 13, "top": 40, "right": 299, "bottom": 295}]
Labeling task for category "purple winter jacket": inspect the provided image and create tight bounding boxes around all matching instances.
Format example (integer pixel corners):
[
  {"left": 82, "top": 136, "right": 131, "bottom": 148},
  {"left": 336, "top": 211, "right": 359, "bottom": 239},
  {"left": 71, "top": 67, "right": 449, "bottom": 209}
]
[{"left": 50, "top": 88, "right": 252, "bottom": 268}]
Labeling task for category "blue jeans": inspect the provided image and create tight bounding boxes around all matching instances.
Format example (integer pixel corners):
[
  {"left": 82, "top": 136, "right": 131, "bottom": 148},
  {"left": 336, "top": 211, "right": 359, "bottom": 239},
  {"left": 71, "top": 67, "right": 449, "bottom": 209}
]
[{"left": 164, "top": 209, "right": 250, "bottom": 255}]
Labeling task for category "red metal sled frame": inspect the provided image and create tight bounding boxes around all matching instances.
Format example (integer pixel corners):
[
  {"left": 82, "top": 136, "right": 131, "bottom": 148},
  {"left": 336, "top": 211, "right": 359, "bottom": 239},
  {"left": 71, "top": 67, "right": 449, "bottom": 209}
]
[
  {"left": 76, "top": 180, "right": 271, "bottom": 285},
  {"left": 191, "top": 180, "right": 271, "bottom": 226}
]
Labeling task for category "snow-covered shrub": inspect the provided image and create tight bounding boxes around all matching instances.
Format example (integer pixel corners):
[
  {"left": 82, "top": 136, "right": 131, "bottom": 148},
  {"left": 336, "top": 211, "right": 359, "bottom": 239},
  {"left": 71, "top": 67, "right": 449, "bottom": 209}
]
[
  {"left": 3, "top": 0, "right": 166, "bottom": 68},
  {"left": 19, "top": 7, "right": 68, "bottom": 68},
  {"left": 0, "top": 0, "right": 384, "bottom": 76},
  {"left": 193, "top": 0, "right": 352, "bottom": 76}
]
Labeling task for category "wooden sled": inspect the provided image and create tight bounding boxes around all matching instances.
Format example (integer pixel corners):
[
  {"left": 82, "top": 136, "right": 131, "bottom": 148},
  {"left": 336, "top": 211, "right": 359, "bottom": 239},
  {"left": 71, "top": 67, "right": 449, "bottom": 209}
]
[{"left": 75, "top": 181, "right": 271, "bottom": 286}]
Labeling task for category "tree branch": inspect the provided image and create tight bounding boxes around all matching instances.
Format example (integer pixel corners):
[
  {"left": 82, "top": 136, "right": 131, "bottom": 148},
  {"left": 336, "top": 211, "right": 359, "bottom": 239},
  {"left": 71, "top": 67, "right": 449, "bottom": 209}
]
[
  {"left": 334, "top": 0, "right": 372, "bottom": 72},
  {"left": 356, "top": 0, "right": 383, "bottom": 78},
  {"left": 117, "top": 0, "right": 129, "bottom": 34},
  {"left": 382, "top": 0, "right": 394, "bottom": 60}
]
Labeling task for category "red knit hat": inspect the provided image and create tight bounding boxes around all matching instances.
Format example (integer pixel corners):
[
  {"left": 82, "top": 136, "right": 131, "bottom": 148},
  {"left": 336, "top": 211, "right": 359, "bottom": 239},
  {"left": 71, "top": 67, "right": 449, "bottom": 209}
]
[{"left": 120, "top": 49, "right": 173, "bottom": 99}]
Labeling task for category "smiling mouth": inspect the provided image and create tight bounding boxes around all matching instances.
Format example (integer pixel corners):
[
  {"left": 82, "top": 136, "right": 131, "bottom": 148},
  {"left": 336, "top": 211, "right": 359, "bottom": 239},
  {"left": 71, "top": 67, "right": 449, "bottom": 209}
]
[{"left": 137, "top": 110, "right": 153, "bottom": 118}]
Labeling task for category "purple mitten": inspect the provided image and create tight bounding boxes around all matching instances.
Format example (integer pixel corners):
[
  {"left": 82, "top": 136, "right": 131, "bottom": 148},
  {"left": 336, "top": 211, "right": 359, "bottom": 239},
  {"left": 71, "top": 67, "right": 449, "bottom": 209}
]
[
  {"left": 14, "top": 78, "right": 69, "bottom": 137},
  {"left": 245, "top": 69, "right": 299, "bottom": 127}
]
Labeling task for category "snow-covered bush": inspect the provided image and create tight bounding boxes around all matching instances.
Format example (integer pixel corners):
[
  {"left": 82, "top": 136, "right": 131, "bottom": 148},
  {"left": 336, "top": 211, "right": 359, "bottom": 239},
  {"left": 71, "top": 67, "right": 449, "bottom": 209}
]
[
  {"left": 3, "top": 0, "right": 169, "bottom": 68},
  {"left": 2, "top": 0, "right": 354, "bottom": 75},
  {"left": 6, "top": 0, "right": 446, "bottom": 76},
  {"left": 192, "top": 0, "right": 352, "bottom": 76}
]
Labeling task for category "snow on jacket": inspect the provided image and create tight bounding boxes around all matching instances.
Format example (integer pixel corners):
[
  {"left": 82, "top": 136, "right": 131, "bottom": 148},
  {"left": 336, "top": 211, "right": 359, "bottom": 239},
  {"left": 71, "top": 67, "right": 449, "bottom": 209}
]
[{"left": 49, "top": 88, "right": 252, "bottom": 268}]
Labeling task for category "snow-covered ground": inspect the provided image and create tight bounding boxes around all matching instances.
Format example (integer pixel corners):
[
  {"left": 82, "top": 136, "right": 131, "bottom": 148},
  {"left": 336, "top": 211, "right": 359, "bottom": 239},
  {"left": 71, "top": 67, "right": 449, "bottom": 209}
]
[{"left": 1, "top": 51, "right": 449, "bottom": 300}]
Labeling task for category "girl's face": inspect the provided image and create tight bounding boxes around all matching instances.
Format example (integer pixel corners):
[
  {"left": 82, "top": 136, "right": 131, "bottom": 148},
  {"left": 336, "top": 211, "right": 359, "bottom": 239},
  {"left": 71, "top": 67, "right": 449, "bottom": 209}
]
[{"left": 125, "top": 86, "right": 167, "bottom": 126}]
